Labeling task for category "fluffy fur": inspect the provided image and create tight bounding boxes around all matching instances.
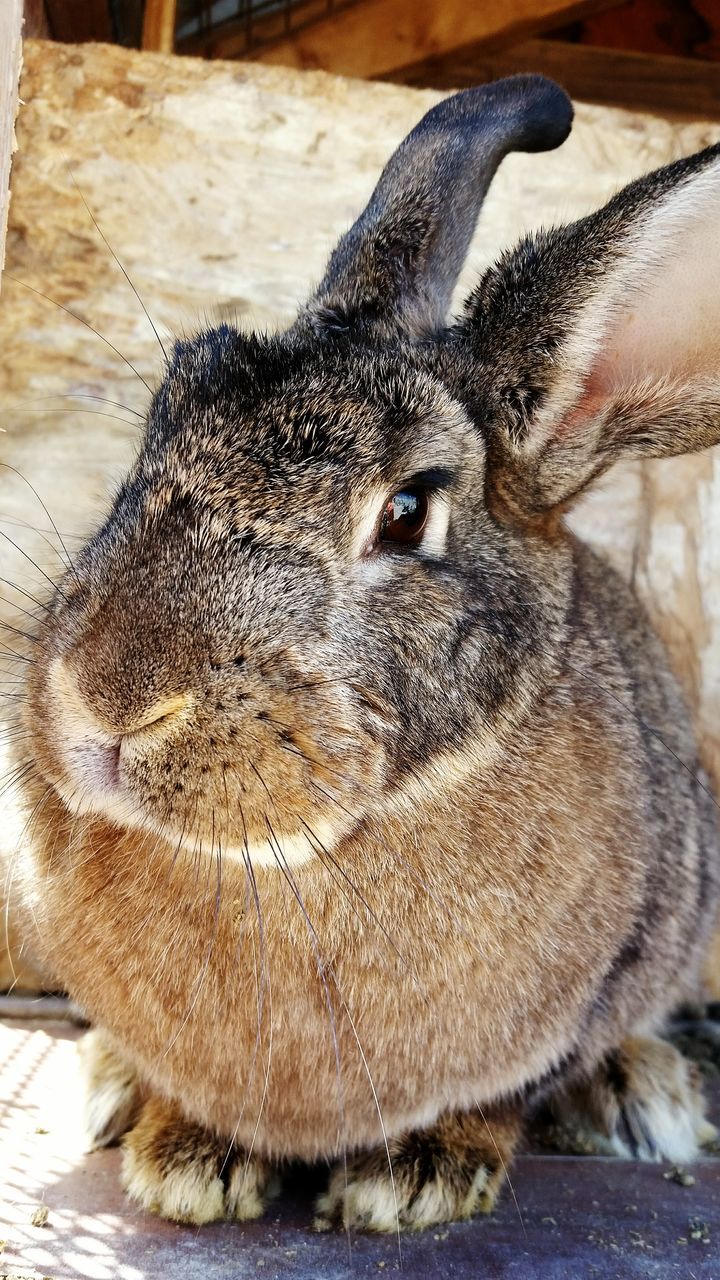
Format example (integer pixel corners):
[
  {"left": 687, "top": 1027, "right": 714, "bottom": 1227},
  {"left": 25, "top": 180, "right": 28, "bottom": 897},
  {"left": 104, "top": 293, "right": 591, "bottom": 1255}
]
[{"left": 10, "top": 75, "right": 720, "bottom": 1231}]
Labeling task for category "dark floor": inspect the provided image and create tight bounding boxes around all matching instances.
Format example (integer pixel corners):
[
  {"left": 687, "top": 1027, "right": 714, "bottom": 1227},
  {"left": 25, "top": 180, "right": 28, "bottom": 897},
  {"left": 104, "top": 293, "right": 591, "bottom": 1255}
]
[{"left": 1, "top": 1018, "right": 718, "bottom": 1280}]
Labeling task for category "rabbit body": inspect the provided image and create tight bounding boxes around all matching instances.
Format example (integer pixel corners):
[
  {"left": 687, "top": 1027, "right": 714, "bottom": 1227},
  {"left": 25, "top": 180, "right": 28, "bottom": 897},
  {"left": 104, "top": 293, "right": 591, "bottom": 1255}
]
[
  {"left": 17, "top": 536, "right": 716, "bottom": 1161},
  {"left": 11, "top": 75, "right": 720, "bottom": 1223}
]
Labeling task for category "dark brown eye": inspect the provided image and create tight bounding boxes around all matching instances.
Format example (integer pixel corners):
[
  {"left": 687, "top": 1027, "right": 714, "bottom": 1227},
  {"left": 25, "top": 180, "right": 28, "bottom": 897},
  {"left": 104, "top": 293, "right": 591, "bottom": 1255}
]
[{"left": 379, "top": 487, "right": 429, "bottom": 547}]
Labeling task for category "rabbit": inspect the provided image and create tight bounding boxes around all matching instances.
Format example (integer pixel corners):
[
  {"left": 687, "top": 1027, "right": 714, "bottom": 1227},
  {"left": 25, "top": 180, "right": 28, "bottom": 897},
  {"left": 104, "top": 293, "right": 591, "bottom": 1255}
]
[{"left": 9, "top": 72, "right": 720, "bottom": 1233}]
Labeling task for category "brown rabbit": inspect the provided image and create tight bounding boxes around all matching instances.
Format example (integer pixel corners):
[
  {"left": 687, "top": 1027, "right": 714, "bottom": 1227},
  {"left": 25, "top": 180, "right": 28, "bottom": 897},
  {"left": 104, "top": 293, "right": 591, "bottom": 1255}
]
[{"left": 10, "top": 74, "right": 720, "bottom": 1232}]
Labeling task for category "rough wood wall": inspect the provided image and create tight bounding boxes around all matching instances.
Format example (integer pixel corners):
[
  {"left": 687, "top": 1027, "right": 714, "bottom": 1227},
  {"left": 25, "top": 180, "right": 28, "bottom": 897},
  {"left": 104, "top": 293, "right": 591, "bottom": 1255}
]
[
  {"left": 0, "top": 0, "right": 23, "bottom": 284},
  {"left": 0, "top": 40, "right": 718, "bottom": 986}
]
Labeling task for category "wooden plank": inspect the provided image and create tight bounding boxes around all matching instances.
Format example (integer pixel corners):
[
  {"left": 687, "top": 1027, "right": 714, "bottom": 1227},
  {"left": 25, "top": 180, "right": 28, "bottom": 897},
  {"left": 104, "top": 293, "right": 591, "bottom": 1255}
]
[
  {"left": 186, "top": 0, "right": 623, "bottom": 76},
  {"left": 43, "top": 0, "right": 112, "bottom": 42},
  {"left": 142, "top": 0, "right": 177, "bottom": 53},
  {"left": 23, "top": 0, "right": 50, "bottom": 39},
  {"left": 0, "top": 0, "right": 23, "bottom": 291},
  {"left": 400, "top": 38, "right": 720, "bottom": 121},
  {"left": 178, "top": 0, "right": 330, "bottom": 59},
  {"left": 564, "top": 0, "right": 720, "bottom": 61}
]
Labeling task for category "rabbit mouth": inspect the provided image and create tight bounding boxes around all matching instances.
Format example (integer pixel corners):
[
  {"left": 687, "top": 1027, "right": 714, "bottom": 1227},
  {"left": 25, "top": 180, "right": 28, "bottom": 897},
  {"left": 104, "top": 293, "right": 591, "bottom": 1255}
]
[
  {"left": 67, "top": 740, "right": 121, "bottom": 795},
  {"left": 26, "top": 648, "right": 380, "bottom": 868},
  {"left": 44, "top": 725, "right": 361, "bottom": 869},
  {"left": 53, "top": 765, "right": 347, "bottom": 868},
  {"left": 50, "top": 733, "right": 147, "bottom": 829}
]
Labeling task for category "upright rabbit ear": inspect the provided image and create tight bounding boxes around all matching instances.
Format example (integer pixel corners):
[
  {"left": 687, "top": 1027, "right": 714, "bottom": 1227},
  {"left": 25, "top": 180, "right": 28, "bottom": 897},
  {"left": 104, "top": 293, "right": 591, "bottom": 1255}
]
[
  {"left": 460, "top": 144, "right": 720, "bottom": 516},
  {"left": 302, "top": 76, "right": 573, "bottom": 341}
]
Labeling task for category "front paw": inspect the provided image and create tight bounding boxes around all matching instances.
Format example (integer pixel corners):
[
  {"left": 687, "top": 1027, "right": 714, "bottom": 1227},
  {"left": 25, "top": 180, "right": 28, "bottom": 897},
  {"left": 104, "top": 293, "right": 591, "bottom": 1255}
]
[
  {"left": 78, "top": 1028, "right": 140, "bottom": 1149},
  {"left": 122, "top": 1096, "right": 278, "bottom": 1225},
  {"left": 315, "top": 1107, "right": 521, "bottom": 1233}
]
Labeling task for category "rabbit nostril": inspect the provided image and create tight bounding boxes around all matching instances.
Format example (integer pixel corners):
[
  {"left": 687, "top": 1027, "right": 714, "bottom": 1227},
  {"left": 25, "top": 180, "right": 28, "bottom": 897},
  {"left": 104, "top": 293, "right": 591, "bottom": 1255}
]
[{"left": 128, "top": 693, "right": 193, "bottom": 734}]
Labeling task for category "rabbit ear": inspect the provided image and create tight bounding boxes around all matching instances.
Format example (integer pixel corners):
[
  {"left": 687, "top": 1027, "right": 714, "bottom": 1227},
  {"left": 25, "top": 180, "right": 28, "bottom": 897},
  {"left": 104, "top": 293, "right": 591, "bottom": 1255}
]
[
  {"left": 303, "top": 76, "right": 573, "bottom": 341},
  {"left": 461, "top": 144, "right": 720, "bottom": 515}
]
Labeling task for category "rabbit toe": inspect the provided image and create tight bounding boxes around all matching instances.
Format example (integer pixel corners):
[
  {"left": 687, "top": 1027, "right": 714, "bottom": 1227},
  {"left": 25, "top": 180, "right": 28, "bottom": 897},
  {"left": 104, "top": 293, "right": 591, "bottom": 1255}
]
[
  {"left": 121, "top": 1097, "right": 277, "bottom": 1224},
  {"left": 315, "top": 1156, "right": 493, "bottom": 1234}
]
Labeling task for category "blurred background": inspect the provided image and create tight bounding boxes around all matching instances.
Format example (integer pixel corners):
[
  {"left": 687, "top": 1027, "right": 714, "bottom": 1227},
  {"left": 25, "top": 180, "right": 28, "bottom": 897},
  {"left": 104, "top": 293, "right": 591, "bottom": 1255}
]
[{"left": 21, "top": 0, "right": 720, "bottom": 122}]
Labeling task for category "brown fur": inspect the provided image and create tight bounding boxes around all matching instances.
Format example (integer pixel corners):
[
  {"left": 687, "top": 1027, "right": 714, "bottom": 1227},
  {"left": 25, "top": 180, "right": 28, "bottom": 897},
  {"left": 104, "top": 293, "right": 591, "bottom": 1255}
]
[
  {"left": 122, "top": 1094, "right": 276, "bottom": 1224},
  {"left": 15, "top": 544, "right": 714, "bottom": 1163},
  {"left": 8, "top": 76, "right": 720, "bottom": 1230},
  {"left": 316, "top": 1104, "right": 522, "bottom": 1232}
]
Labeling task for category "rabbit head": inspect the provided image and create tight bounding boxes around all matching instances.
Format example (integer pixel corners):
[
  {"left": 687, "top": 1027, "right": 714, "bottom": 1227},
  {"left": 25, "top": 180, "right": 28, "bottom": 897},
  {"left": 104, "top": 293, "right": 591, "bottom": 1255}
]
[{"left": 25, "top": 75, "right": 720, "bottom": 873}]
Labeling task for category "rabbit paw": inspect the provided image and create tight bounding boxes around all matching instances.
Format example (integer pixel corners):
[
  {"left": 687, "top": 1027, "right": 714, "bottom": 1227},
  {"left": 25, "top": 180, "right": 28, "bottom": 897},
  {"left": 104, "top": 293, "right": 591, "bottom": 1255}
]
[
  {"left": 79, "top": 1028, "right": 140, "bottom": 1149},
  {"left": 548, "top": 1035, "right": 717, "bottom": 1162},
  {"left": 315, "top": 1107, "right": 521, "bottom": 1233},
  {"left": 122, "top": 1096, "right": 277, "bottom": 1224}
]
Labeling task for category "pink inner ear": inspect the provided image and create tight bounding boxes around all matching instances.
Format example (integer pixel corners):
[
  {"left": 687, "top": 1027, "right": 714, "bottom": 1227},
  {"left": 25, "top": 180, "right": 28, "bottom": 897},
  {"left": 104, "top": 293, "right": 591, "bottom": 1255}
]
[
  {"left": 556, "top": 378, "right": 607, "bottom": 439},
  {"left": 594, "top": 206, "right": 720, "bottom": 395}
]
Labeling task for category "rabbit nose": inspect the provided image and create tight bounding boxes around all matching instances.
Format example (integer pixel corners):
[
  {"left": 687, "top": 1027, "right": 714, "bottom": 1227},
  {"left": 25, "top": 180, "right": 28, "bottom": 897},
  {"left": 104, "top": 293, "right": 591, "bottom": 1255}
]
[{"left": 48, "top": 656, "right": 193, "bottom": 740}]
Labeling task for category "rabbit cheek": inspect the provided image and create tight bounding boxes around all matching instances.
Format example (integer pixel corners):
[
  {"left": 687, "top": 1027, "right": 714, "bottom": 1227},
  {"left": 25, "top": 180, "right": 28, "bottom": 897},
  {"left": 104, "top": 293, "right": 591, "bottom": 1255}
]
[{"left": 24, "top": 651, "right": 122, "bottom": 814}]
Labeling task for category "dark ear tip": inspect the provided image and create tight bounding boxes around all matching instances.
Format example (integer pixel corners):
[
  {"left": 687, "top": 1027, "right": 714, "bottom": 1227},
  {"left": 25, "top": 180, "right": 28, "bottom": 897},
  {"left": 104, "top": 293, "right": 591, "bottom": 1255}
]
[
  {"left": 498, "top": 74, "right": 574, "bottom": 153},
  {"left": 426, "top": 74, "right": 573, "bottom": 156}
]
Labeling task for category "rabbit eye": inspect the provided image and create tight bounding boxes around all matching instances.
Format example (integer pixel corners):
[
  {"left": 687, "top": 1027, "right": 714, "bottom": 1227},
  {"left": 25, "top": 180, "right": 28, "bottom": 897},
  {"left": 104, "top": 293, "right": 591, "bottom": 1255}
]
[{"left": 379, "top": 487, "right": 429, "bottom": 547}]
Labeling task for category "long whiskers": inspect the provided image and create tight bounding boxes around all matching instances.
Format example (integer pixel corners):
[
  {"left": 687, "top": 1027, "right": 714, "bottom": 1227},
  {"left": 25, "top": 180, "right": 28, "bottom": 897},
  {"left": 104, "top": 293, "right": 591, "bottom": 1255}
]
[
  {"left": 0, "top": 618, "right": 39, "bottom": 645},
  {"left": 160, "top": 818, "right": 223, "bottom": 1058},
  {"left": 0, "top": 576, "right": 52, "bottom": 614},
  {"left": 10, "top": 406, "right": 147, "bottom": 429},
  {"left": 262, "top": 810, "right": 354, "bottom": 1255},
  {"left": 4, "top": 274, "right": 153, "bottom": 394},
  {"left": 224, "top": 797, "right": 275, "bottom": 1193},
  {"left": 298, "top": 814, "right": 426, "bottom": 995},
  {"left": 0, "top": 463, "right": 80, "bottom": 587},
  {"left": 0, "top": 593, "right": 46, "bottom": 627},
  {"left": 67, "top": 166, "right": 169, "bottom": 365},
  {"left": 0, "top": 526, "right": 70, "bottom": 605},
  {"left": 8, "top": 392, "right": 144, "bottom": 419},
  {"left": 472, "top": 1094, "right": 526, "bottom": 1240}
]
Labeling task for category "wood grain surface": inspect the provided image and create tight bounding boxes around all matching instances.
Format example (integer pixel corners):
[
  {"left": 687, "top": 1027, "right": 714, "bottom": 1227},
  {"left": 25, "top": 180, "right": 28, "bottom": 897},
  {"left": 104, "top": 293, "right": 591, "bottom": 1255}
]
[
  {"left": 401, "top": 37, "right": 720, "bottom": 120},
  {"left": 0, "top": 0, "right": 23, "bottom": 285},
  {"left": 211, "top": 0, "right": 623, "bottom": 74}
]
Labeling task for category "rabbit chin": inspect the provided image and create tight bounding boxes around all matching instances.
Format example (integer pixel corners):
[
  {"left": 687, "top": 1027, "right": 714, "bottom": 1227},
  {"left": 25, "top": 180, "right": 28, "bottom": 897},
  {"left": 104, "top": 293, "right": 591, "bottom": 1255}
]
[{"left": 51, "top": 770, "right": 348, "bottom": 869}]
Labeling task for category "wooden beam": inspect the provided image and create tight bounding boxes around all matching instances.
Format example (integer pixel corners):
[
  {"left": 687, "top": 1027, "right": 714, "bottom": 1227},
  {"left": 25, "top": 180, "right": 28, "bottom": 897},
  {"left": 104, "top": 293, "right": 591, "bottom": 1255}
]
[
  {"left": 401, "top": 38, "right": 720, "bottom": 121},
  {"left": 142, "top": 0, "right": 177, "bottom": 53},
  {"left": 182, "top": 0, "right": 622, "bottom": 76},
  {"left": 23, "top": 0, "right": 50, "bottom": 39},
  {"left": 0, "top": 0, "right": 23, "bottom": 291},
  {"left": 43, "top": 0, "right": 113, "bottom": 42}
]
